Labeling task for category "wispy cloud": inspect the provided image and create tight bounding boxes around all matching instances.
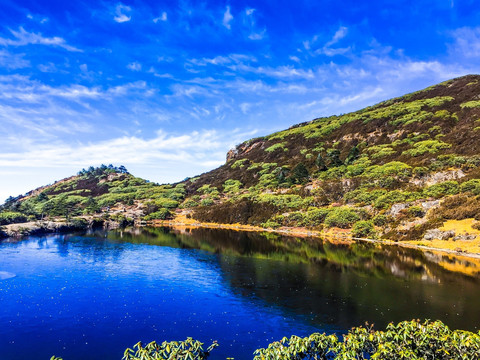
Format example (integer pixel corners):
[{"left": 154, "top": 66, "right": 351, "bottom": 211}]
[
  {"left": 113, "top": 3, "right": 132, "bottom": 23},
  {"left": 153, "top": 12, "right": 168, "bottom": 23},
  {"left": 127, "top": 62, "right": 142, "bottom": 71},
  {"left": 222, "top": 6, "right": 233, "bottom": 29},
  {"left": 449, "top": 26, "right": 480, "bottom": 58},
  {"left": 0, "top": 49, "right": 30, "bottom": 69},
  {"left": 0, "top": 27, "right": 81, "bottom": 52}
]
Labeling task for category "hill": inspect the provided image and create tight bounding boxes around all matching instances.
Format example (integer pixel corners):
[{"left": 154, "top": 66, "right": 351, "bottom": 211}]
[{"left": 2, "top": 75, "right": 480, "bottom": 244}]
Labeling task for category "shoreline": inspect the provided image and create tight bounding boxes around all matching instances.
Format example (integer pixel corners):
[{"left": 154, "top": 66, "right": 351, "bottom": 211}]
[
  {"left": 154, "top": 218, "right": 480, "bottom": 260},
  {"left": 3, "top": 217, "right": 480, "bottom": 261}
]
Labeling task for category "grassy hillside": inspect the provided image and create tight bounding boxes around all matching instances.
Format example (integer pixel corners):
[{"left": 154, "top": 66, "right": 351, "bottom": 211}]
[
  {"left": 0, "top": 165, "right": 186, "bottom": 228},
  {"left": 180, "top": 75, "right": 480, "bottom": 241},
  {"left": 2, "top": 75, "right": 480, "bottom": 242}
]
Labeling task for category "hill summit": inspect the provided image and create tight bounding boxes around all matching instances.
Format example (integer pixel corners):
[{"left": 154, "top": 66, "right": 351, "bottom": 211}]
[{"left": 2, "top": 75, "right": 480, "bottom": 242}]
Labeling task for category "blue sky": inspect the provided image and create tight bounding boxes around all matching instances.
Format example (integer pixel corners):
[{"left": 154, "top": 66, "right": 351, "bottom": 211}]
[{"left": 1, "top": 0, "right": 480, "bottom": 202}]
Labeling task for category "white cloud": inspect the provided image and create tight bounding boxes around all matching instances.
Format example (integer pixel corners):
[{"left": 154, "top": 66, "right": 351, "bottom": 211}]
[
  {"left": 114, "top": 3, "right": 132, "bottom": 23},
  {"left": 153, "top": 12, "right": 168, "bottom": 23},
  {"left": 248, "top": 29, "right": 266, "bottom": 40},
  {"left": 223, "top": 6, "right": 233, "bottom": 29},
  {"left": 0, "top": 50, "right": 30, "bottom": 69},
  {"left": 127, "top": 62, "right": 142, "bottom": 71},
  {"left": 0, "top": 27, "right": 81, "bottom": 52},
  {"left": 316, "top": 26, "right": 351, "bottom": 56},
  {"left": 449, "top": 26, "right": 480, "bottom": 58},
  {"left": 245, "top": 8, "right": 255, "bottom": 16},
  {"left": 37, "top": 62, "right": 57, "bottom": 72}
]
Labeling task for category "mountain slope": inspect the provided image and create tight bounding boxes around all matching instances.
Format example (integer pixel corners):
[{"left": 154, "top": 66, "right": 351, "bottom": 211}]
[
  {"left": 2, "top": 75, "right": 480, "bottom": 242},
  {"left": 180, "top": 75, "right": 480, "bottom": 240}
]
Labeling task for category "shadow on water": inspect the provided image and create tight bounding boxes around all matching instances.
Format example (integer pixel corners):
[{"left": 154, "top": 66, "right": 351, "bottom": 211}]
[
  {"left": 1, "top": 226, "right": 480, "bottom": 360},
  {"left": 102, "top": 226, "right": 480, "bottom": 331}
]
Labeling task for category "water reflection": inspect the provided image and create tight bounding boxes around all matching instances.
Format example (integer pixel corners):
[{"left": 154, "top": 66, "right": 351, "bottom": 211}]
[
  {"left": 90, "top": 226, "right": 480, "bottom": 330},
  {"left": 1, "top": 227, "right": 479, "bottom": 360}
]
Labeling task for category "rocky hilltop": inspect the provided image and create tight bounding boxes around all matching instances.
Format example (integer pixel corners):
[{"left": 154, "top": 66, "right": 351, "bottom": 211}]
[{"left": 2, "top": 75, "right": 480, "bottom": 244}]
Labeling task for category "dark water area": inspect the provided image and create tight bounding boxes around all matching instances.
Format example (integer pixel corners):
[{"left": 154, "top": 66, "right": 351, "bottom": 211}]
[{"left": 0, "top": 227, "right": 479, "bottom": 360}]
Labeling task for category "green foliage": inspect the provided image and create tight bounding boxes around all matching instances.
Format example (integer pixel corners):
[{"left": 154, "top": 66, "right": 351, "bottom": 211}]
[
  {"left": 326, "top": 149, "right": 342, "bottom": 167},
  {"left": 143, "top": 208, "right": 171, "bottom": 220},
  {"left": 403, "top": 140, "right": 452, "bottom": 157},
  {"left": 460, "top": 179, "right": 480, "bottom": 195},
  {"left": 265, "top": 142, "right": 287, "bottom": 153},
  {"left": 123, "top": 338, "right": 218, "bottom": 360},
  {"left": 352, "top": 220, "right": 376, "bottom": 238},
  {"left": 197, "top": 185, "right": 218, "bottom": 195},
  {"left": 180, "top": 199, "right": 199, "bottom": 208},
  {"left": 255, "top": 319, "right": 480, "bottom": 360},
  {"left": 304, "top": 208, "right": 330, "bottom": 227},
  {"left": 365, "top": 162, "right": 412, "bottom": 179},
  {"left": 0, "top": 211, "right": 28, "bottom": 225},
  {"left": 290, "top": 163, "right": 309, "bottom": 184},
  {"left": 315, "top": 154, "right": 327, "bottom": 171},
  {"left": 324, "top": 207, "right": 360, "bottom": 228},
  {"left": 408, "top": 205, "right": 425, "bottom": 218},
  {"left": 345, "top": 146, "right": 360, "bottom": 165},
  {"left": 254, "top": 333, "right": 338, "bottom": 360},
  {"left": 257, "top": 194, "right": 309, "bottom": 210},
  {"left": 262, "top": 219, "right": 282, "bottom": 229},
  {"left": 460, "top": 100, "right": 480, "bottom": 108},
  {"left": 367, "top": 144, "right": 396, "bottom": 159},
  {"left": 200, "top": 198, "right": 214, "bottom": 206},
  {"left": 223, "top": 179, "right": 243, "bottom": 194},
  {"left": 424, "top": 181, "right": 459, "bottom": 198},
  {"left": 373, "top": 214, "right": 388, "bottom": 226},
  {"left": 231, "top": 159, "right": 248, "bottom": 169},
  {"left": 374, "top": 190, "right": 420, "bottom": 209}
]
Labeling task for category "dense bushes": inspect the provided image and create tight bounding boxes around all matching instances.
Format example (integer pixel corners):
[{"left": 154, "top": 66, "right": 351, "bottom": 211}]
[
  {"left": 254, "top": 320, "right": 480, "bottom": 360},
  {"left": 352, "top": 220, "right": 376, "bottom": 238},
  {"left": 0, "top": 211, "right": 28, "bottom": 225},
  {"left": 324, "top": 208, "right": 360, "bottom": 228}
]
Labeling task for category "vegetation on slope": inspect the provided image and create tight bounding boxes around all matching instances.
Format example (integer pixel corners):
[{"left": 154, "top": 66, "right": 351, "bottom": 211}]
[
  {"left": 3, "top": 75, "right": 480, "bottom": 243},
  {"left": 0, "top": 164, "right": 185, "bottom": 231},
  {"left": 179, "top": 75, "right": 480, "bottom": 242}
]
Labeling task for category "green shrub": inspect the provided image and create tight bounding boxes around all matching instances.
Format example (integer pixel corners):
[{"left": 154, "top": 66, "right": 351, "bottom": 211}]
[
  {"left": 144, "top": 208, "right": 171, "bottom": 220},
  {"left": 460, "top": 100, "right": 480, "bottom": 108},
  {"left": 181, "top": 199, "right": 199, "bottom": 208},
  {"left": 200, "top": 198, "right": 214, "bottom": 206},
  {"left": 424, "top": 181, "right": 459, "bottom": 198},
  {"left": 366, "top": 161, "right": 412, "bottom": 179},
  {"left": 352, "top": 220, "right": 376, "bottom": 238},
  {"left": 223, "top": 179, "right": 243, "bottom": 194},
  {"left": 123, "top": 338, "right": 218, "bottom": 360},
  {"left": 231, "top": 159, "right": 248, "bottom": 169},
  {"left": 254, "top": 319, "right": 480, "bottom": 360},
  {"left": 265, "top": 142, "right": 287, "bottom": 153},
  {"left": 460, "top": 179, "right": 480, "bottom": 195},
  {"left": 0, "top": 211, "right": 28, "bottom": 225},
  {"left": 324, "top": 207, "right": 360, "bottom": 228},
  {"left": 402, "top": 140, "right": 452, "bottom": 157},
  {"left": 373, "top": 214, "right": 388, "bottom": 226},
  {"left": 304, "top": 208, "right": 330, "bottom": 226},
  {"left": 408, "top": 205, "right": 425, "bottom": 218}
]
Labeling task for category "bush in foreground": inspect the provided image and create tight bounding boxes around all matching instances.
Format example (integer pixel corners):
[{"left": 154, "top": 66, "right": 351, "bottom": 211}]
[{"left": 51, "top": 320, "right": 480, "bottom": 360}]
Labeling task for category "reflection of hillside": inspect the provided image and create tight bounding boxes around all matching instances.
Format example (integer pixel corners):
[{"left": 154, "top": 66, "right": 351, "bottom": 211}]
[
  {"left": 92, "top": 226, "right": 480, "bottom": 331},
  {"left": 46, "top": 227, "right": 480, "bottom": 332},
  {"left": 121, "top": 226, "right": 480, "bottom": 282}
]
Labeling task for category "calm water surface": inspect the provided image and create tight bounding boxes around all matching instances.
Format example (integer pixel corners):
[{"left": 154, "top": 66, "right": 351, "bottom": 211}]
[{"left": 1, "top": 227, "right": 479, "bottom": 359}]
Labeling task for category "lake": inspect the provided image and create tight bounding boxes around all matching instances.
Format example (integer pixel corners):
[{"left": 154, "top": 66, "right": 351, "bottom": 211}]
[{"left": 1, "top": 227, "right": 479, "bottom": 359}]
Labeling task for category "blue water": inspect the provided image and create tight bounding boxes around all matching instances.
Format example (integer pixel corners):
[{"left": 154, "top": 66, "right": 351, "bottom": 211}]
[
  {"left": 1, "top": 228, "right": 479, "bottom": 359},
  {"left": 0, "top": 233, "right": 329, "bottom": 359}
]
